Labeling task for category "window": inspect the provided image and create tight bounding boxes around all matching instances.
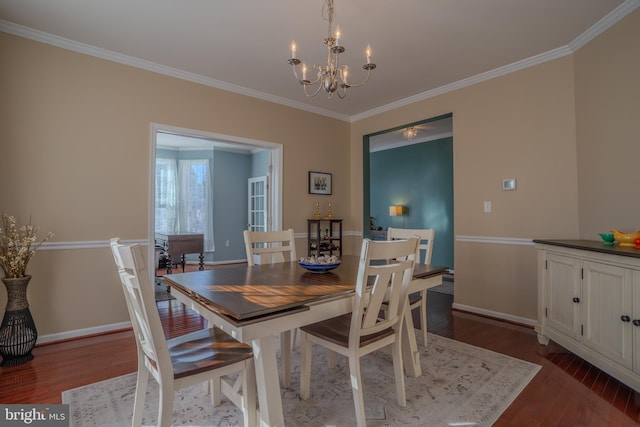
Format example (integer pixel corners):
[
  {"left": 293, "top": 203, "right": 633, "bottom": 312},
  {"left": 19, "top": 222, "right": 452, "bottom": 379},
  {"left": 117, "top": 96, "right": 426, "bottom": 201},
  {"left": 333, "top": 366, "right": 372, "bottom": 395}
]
[
  {"left": 155, "top": 158, "right": 214, "bottom": 252},
  {"left": 179, "top": 159, "right": 214, "bottom": 251},
  {"left": 155, "top": 158, "right": 177, "bottom": 234}
]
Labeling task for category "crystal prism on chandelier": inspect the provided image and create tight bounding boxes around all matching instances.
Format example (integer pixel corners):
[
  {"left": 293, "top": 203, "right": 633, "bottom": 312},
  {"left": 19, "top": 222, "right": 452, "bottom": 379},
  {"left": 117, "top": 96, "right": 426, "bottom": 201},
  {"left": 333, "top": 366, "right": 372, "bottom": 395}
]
[{"left": 288, "top": 0, "right": 376, "bottom": 99}]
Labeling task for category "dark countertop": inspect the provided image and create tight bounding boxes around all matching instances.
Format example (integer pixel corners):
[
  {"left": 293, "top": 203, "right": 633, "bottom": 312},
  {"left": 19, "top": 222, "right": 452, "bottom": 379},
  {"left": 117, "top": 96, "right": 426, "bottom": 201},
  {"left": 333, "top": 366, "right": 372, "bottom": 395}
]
[{"left": 533, "top": 239, "right": 640, "bottom": 259}]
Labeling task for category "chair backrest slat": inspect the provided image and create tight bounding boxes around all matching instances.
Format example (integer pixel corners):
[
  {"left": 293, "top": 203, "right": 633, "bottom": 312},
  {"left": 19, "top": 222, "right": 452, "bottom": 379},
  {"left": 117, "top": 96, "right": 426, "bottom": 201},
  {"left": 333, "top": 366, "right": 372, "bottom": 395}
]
[
  {"left": 350, "top": 238, "right": 418, "bottom": 347},
  {"left": 243, "top": 229, "right": 297, "bottom": 265},
  {"left": 110, "top": 238, "right": 172, "bottom": 381},
  {"left": 387, "top": 227, "right": 435, "bottom": 265}
]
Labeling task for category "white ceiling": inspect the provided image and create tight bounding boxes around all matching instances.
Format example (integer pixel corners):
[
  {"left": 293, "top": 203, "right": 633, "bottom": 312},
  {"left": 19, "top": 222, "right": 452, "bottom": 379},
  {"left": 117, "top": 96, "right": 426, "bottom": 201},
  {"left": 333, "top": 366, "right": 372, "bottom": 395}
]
[
  {"left": 156, "top": 132, "right": 260, "bottom": 153},
  {"left": 369, "top": 116, "right": 453, "bottom": 152},
  {"left": 1, "top": 0, "right": 637, "bottom": 126}
]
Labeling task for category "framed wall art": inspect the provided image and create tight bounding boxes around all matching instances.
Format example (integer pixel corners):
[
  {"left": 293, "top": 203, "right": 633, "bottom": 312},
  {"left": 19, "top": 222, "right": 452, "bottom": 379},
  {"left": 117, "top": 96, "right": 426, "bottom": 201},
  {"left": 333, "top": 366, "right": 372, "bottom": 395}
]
[{"left": 309, "top": 171, "right": 332, "bottom": 195}]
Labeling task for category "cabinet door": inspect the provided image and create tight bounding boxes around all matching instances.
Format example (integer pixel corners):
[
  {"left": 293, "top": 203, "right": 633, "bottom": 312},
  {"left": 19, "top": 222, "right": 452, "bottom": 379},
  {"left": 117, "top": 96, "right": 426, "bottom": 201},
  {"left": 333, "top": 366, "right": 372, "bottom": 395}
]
[
  {"left": 582, "top": 261, "right": 633, "bottom": 369},
  {"left": 633, "top": 270, "right": 640, "bottom": 374},
  {"left": 546, "top": 253, "right": 582, "bottom": 342}
]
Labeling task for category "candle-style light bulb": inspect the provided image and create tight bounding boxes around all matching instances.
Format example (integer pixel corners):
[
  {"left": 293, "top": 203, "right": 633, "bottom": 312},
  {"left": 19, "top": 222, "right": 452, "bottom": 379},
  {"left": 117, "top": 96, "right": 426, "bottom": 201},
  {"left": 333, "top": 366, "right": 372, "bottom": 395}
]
[
  {"left": 335, "top": 26, "right": 341, "bottom": 46},
  {"left": 302, "top": 63, "right": 307, "bottom": 80},
  {"left": 366, "top": 45, "right": 372, "bottom": 64},
  {"left": 291, "top": 41, "right": 297, "bottom": 59}
]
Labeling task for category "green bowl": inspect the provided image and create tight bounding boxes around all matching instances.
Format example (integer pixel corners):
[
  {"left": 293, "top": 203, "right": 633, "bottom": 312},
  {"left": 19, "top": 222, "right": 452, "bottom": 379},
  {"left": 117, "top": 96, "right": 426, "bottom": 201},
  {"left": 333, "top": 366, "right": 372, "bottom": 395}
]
[{"left": 599, "top": 233, "right": 615, "bottom": 245}]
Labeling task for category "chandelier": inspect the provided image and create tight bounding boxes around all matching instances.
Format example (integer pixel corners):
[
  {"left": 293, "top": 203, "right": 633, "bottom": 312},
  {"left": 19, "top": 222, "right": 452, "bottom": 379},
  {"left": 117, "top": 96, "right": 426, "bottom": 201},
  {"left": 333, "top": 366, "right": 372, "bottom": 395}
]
[
  {"left": 287, "top": 0, "right": 376, "bottom": 99},
  {"left": 402, "top": 127, "right": 418, "bottom": 140}
]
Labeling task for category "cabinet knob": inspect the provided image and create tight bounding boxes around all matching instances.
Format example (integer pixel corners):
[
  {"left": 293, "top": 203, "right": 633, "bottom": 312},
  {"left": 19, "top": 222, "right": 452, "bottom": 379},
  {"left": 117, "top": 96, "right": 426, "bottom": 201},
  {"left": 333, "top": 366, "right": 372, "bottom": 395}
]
[
  {"left": 572, "top": 297, "right": 580, "bottom": 303},
  {"left": 621, "top": 315, "right": 631, "bottom": 322},
  {"left": 633, "top": 319, "right": 640, "bottom": 327}
]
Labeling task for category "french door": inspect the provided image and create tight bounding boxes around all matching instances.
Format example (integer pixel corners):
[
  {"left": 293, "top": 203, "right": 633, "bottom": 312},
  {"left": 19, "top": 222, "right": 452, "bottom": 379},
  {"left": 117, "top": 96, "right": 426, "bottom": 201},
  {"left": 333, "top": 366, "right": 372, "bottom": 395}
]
[{"left": 248, "top": 176, "right": 268, "bottom": 232}]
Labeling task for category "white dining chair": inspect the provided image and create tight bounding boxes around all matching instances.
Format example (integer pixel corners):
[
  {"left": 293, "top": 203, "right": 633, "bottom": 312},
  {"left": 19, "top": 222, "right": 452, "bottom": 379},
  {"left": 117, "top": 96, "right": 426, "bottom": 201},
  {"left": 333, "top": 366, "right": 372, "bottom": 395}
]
[
  {"left": 300, "top": 237, "right": 419, "bottom": 427},
  {"left": 243, "top": 228, "right": 297, "bottom": 387},
  {"left": 387, "top": 227, "right": 435, "bottom": 346},
  {"left": 110, "top": 238, "right": 256, "bottom": 427},
  {"left": 243, "top": 228, "right": 297, "bottom": 265}
]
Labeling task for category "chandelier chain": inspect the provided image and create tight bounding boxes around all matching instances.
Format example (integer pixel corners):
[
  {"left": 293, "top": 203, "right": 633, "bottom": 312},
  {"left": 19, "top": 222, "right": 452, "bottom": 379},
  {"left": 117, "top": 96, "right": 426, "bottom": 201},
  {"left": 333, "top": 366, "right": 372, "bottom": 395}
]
[{"left": 323, "top": 0, "right": 334, "bottom": 40}]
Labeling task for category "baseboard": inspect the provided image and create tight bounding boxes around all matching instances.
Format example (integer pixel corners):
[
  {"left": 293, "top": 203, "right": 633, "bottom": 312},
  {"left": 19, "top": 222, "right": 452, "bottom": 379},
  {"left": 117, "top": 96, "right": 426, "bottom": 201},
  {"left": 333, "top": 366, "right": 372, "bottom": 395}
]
[
  {"left": 38, "top": 303, "right": 534, "bottom": 345},
  {"left": 36, "top": 321, "right": 132, "bottom": 345},
  {"left": 451, "top": 303, "right": 536, "bottom": 328},
  {"left": 186, "top": 259, "right": 247, "bottom": 266}
]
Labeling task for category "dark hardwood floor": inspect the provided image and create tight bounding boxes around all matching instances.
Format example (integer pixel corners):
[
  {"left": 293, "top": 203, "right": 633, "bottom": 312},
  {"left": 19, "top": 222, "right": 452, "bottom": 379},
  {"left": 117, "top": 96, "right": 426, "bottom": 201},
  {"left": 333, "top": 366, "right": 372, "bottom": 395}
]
[{"left": 1, "top": 280, "right": 639, "bottom": 426}]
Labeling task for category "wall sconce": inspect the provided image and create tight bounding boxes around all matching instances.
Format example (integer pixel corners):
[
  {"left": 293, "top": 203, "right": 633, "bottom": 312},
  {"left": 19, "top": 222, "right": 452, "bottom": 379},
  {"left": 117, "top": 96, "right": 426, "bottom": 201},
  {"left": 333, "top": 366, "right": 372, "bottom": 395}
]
[{"left": 389, "top": 205, "right": 404, "bottom": 216}]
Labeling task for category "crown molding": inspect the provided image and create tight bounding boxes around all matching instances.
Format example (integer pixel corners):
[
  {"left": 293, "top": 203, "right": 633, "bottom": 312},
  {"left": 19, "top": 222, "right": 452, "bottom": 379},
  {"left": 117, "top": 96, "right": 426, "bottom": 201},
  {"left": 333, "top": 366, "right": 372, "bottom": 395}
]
[
  {"left": 2, "top": 0, "right": 638, "bottom": 124},
  {"left": 0, "top": 20, "right": 350, "bottom": 123},
  {"left": 351, "top": 0, "right": 640, "bottom": 122},
  {"left": 350, "top": 45, "right": 572, "bottom": 122},
  {"left": 570, "top": 0, "right": 640, "bottom": 51}
]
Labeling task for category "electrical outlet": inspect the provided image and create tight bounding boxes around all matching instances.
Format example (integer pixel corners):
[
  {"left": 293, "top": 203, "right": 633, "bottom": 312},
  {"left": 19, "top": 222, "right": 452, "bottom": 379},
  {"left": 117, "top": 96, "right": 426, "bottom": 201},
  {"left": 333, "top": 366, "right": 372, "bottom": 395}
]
[
  {"left": 483, "top": 201, "right": 492, "bottom": 213},
  {"left": 225, "top": 240, "right": 230, "bottom": 247}
]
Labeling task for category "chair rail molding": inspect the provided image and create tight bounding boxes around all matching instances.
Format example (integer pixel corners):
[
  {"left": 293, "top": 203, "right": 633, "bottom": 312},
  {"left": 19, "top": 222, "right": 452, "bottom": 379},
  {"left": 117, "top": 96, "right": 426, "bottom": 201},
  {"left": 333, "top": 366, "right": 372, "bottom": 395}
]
[
  {"left": 38, "top": 239, "right": 148, "bottom": 251},
  {"left": 456, "top": 235, "right": 533, "bottom": 246}
]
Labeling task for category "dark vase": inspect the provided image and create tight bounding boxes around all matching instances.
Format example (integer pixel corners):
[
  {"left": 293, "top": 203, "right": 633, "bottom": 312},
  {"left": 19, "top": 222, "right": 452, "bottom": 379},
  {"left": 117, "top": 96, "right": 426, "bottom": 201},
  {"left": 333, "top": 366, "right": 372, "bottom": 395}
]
[{"left": 0, "top": 275, "right": 38, "bottom": 366}]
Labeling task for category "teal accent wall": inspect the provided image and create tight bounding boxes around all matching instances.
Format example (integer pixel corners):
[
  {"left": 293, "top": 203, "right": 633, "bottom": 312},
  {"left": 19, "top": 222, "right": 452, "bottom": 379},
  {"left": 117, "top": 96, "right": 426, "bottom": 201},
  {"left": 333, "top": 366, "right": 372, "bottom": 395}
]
[{"left": 370, "top": 137, "right": 454, "bottom": 269}]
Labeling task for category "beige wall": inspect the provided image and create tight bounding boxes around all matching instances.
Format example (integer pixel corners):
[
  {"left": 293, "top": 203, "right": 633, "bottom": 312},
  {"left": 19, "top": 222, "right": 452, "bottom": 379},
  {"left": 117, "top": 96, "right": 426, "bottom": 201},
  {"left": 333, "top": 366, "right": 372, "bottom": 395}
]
[
  {"left": 1, "top": 8, "right": 638, "bottom": 338},
  {"left": 0, "top": 32, "right": 350, "bottom": 337},
  {"left": 574, "top": 9, "right": 640, "bottom": 238},
  {"left": 350, "top": 9, "right": 640, "bottom": 322},
  {"left": 351, "top": 56, "right": 579, "bottom": 322}
]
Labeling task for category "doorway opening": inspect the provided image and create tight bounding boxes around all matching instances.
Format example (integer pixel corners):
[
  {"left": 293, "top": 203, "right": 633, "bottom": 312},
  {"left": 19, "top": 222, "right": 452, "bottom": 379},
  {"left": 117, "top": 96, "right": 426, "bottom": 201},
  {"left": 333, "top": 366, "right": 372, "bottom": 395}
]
[
  {"left": 149, "top": 123, "right": 283, "bottom": 267},
  {"left": 363, "top": 113, "right": 454, "bottom": 270}
]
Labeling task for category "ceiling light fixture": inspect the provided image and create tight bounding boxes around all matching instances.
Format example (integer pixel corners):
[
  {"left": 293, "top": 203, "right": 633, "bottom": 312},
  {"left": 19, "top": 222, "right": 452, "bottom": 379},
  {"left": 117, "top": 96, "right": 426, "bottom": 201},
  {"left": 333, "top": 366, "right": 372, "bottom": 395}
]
[
  {"left": 288, "top": 0, "right": 376, "bottom": 99},
  {"left": 402, "top": 127, "right": 418, "bottom": 140}
]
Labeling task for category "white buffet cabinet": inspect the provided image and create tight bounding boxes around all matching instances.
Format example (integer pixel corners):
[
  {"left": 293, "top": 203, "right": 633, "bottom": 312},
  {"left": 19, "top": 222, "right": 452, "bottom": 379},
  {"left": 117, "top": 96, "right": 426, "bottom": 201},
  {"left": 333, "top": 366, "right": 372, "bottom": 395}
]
[{"left": 535, "top": 240, "right": 640, "bottom": 391}]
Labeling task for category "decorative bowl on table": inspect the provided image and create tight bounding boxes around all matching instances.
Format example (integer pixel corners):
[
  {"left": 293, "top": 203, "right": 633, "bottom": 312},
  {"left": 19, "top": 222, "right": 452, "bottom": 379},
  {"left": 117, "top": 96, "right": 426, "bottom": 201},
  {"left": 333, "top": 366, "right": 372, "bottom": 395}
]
[
  {"left": 298, "top": 255, "right": 341, "bottom": 273},
  {"left": 598, "top": 233, "right": 615, "bottom": 245},
  {"left": 611, "top": 229, "right": 640, "bottom": 247}
]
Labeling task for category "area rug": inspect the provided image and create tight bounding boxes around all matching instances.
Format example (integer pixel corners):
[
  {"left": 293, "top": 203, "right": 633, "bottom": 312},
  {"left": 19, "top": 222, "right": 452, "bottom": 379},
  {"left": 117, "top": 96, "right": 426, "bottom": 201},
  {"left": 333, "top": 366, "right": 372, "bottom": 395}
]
[
  {"left": 63, "top": 332, "right": 539, "bottom": 426},
  {"left": 428, "top": 281, "right": 454, "bottom": 295},
  {"left": 154, "top": 278, "right": 175, "bottom": 302}
]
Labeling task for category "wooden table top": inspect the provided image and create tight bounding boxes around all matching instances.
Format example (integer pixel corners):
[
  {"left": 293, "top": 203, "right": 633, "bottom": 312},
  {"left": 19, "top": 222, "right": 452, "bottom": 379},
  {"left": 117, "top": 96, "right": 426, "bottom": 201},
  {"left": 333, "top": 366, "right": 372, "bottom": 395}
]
[{"left": 163, "top": 255, "right": 448, "bottom": 322}]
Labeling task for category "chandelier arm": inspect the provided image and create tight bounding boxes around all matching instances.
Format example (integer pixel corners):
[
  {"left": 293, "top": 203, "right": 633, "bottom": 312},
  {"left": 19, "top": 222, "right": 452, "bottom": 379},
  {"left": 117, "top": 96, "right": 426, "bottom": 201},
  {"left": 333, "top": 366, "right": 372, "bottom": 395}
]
[
  {"left": 303, "top": 80, "right": 325, "bottom": 97},
  {"left": 291, "top": 64, "right": 323, "bottom": 86},
  {"left": 338, "top": 66, "right": 373, "bottom": 88},
  {"left": 307, "top": 70, "right": 324, "bottom": 86},
  {"left": 337, "top": 84, "right": 348, "bottom": 99},
  {"left": 291, "top": 65, "right": 302, "bottom": 82}
]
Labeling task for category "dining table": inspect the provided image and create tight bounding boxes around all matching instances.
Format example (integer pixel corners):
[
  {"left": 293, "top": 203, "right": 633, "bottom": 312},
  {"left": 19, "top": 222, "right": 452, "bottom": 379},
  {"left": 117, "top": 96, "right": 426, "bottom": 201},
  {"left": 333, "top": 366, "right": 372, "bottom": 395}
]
[{"left": 163, "top": 254, "right": 448, "bottom": 427}]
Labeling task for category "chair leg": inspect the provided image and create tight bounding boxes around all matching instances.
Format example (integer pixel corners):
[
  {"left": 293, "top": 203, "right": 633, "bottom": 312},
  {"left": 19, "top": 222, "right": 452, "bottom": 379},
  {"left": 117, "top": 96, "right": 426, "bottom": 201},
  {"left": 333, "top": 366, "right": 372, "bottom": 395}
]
[
  {"left": 300, "top": 332, "right": 312, "bottom": 400},
  {"left": 157, "top": 380, "right": 174, "bottom": 427},
  {"left": 348, "top": 356, "right": 366, "bottom": 427},
  {"left": 420, "top": 290, "right": 428, "bottom": 346},
  {"left": 132, "top": 368, "right": 149, "bottom": 427},
  {"left": 391, "top": 339, "right": 407, "bottom": 407}
]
